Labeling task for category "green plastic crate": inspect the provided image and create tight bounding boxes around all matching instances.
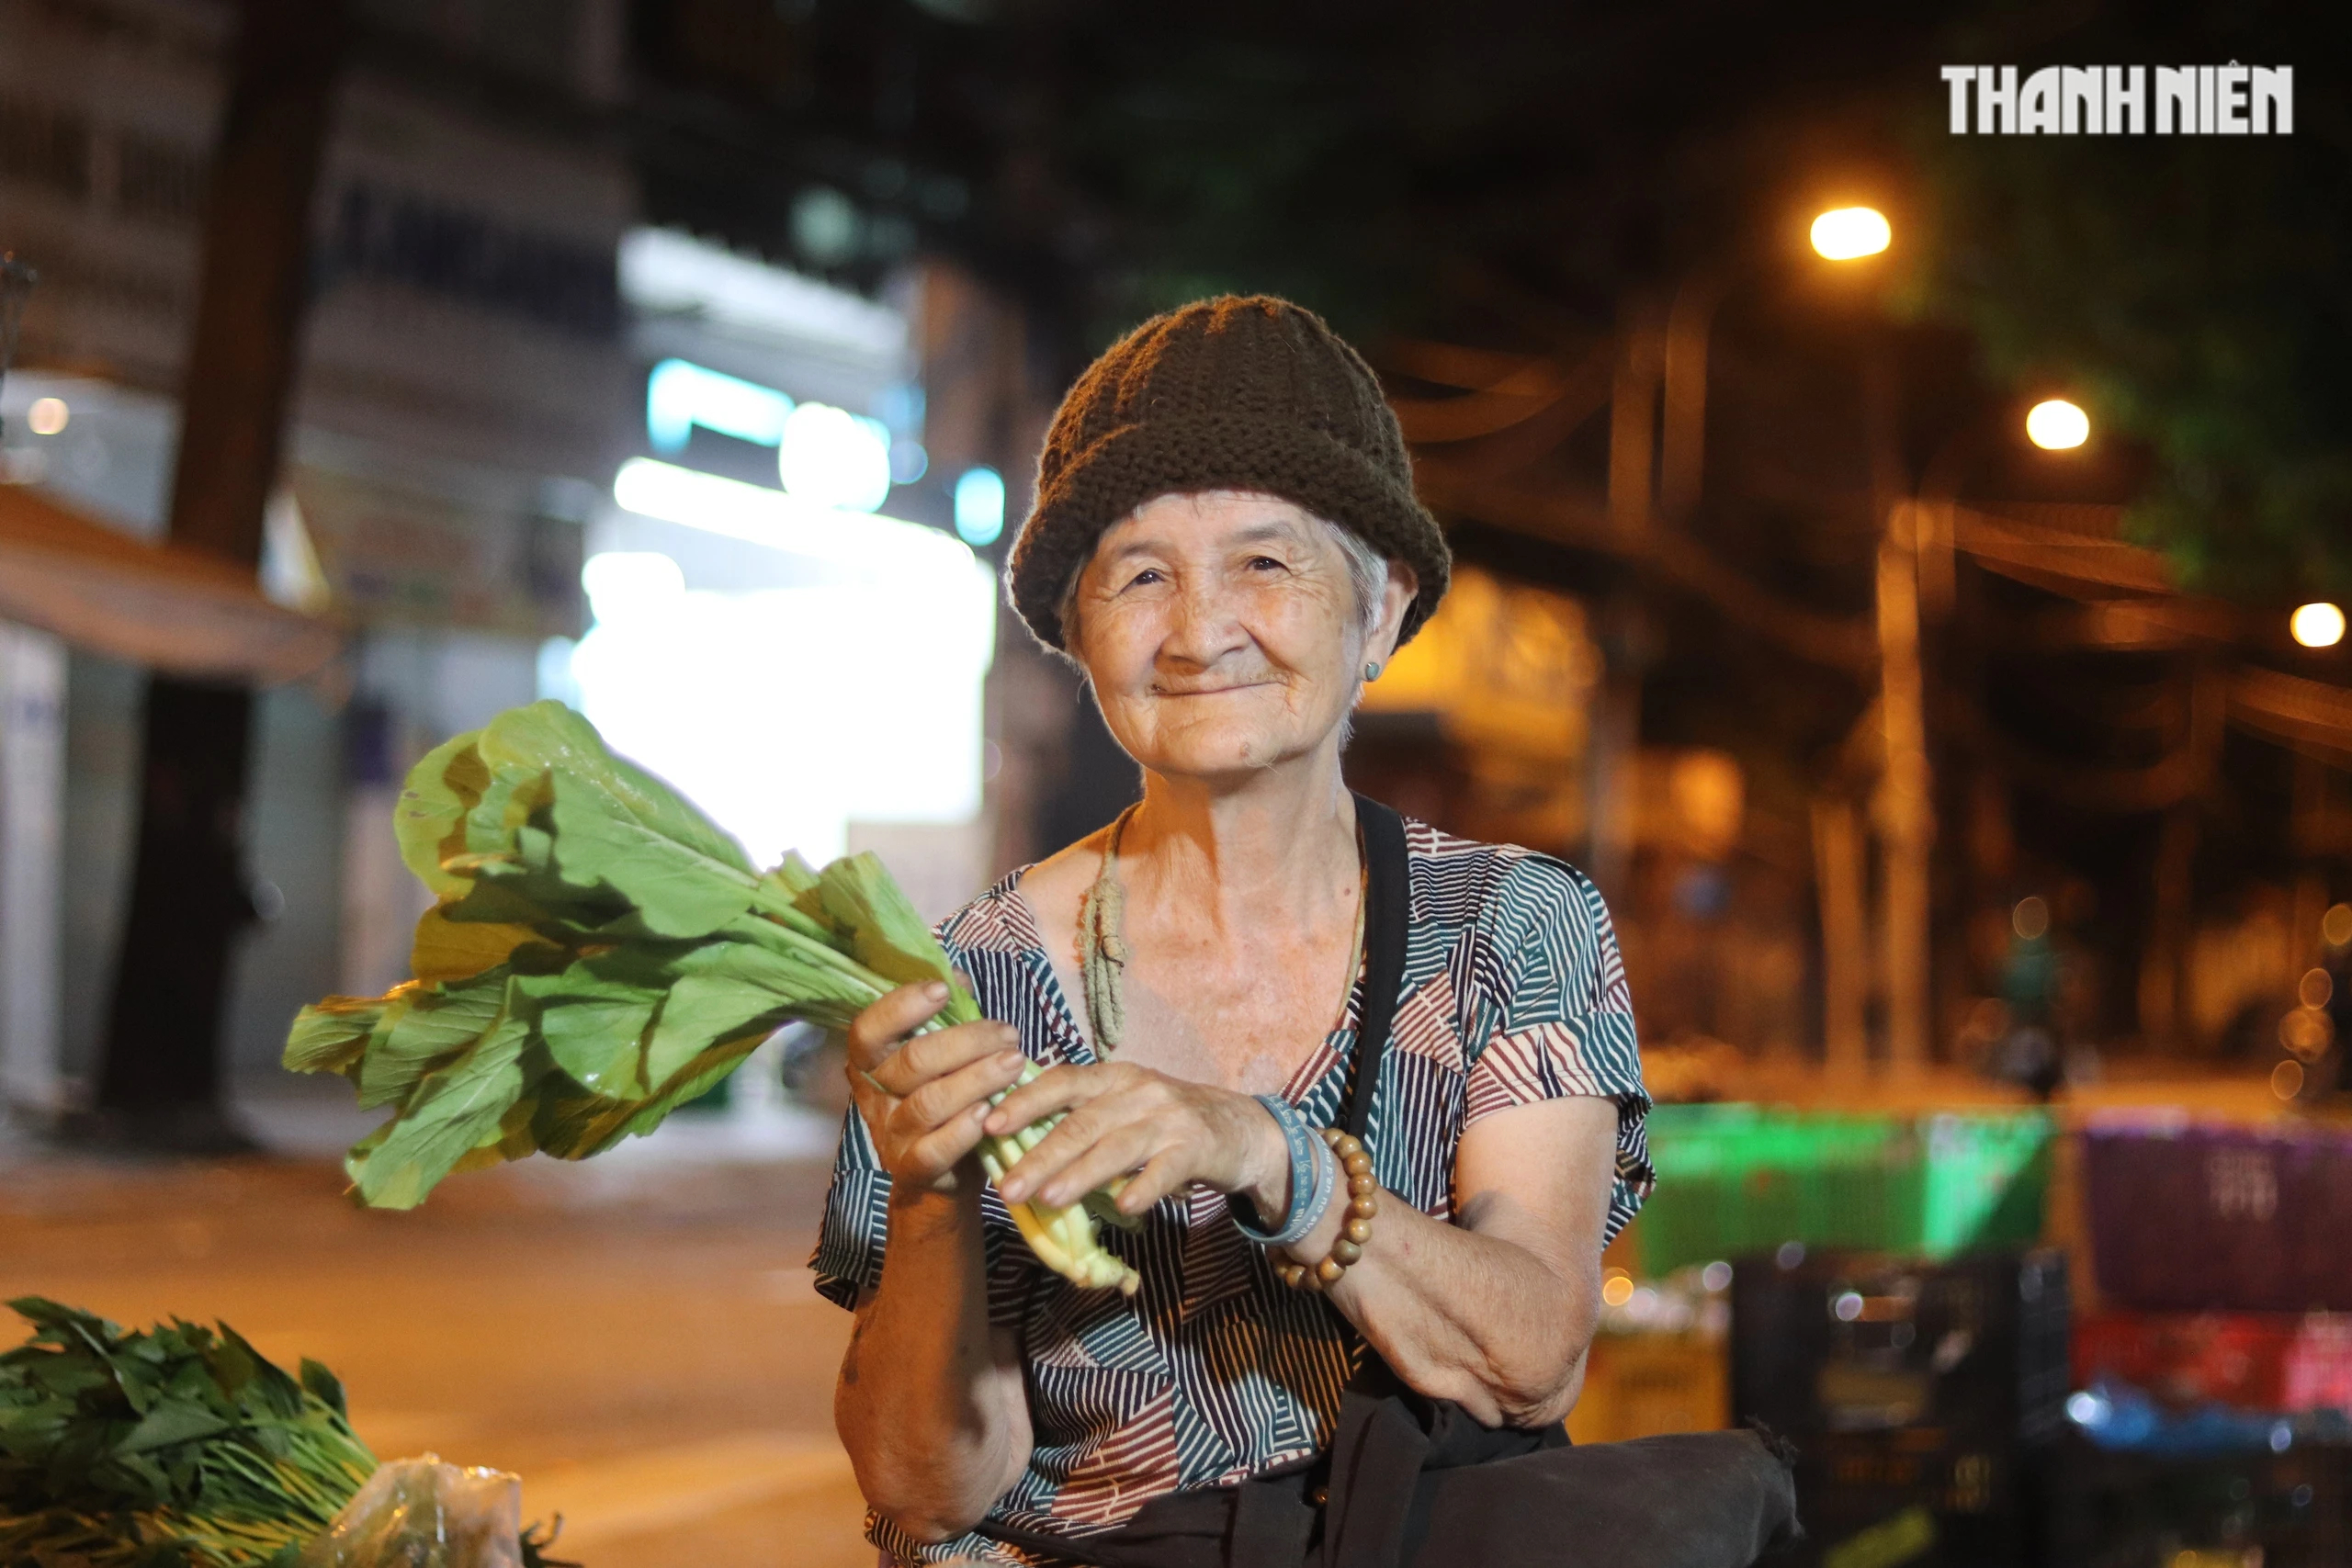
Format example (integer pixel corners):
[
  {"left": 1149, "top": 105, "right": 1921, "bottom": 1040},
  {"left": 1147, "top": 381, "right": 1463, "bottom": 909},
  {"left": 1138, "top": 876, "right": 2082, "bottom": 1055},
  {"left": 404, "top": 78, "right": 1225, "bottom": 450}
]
[{"left": 1633, "top": 1105, "right": 2052, "bottom": 1275}]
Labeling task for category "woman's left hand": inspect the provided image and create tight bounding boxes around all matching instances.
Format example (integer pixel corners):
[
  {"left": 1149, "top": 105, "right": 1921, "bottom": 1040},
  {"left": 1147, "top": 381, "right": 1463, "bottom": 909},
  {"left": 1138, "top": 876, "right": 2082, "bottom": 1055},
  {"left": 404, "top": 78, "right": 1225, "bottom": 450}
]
[{"left": 982, "top": 1063, "right": 1288, "bottom": 1219}]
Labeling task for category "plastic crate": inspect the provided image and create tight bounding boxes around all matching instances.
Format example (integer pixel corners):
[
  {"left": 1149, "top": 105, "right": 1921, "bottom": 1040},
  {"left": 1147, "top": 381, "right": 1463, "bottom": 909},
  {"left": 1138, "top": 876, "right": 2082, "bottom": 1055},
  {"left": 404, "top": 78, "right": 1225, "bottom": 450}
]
[
  {"left": 1634, "top": 1106, "right": 2052, "bottom": 1275},
  {"left": 2084, "top": 1118, "right": 2352, "bottom": 1313}
]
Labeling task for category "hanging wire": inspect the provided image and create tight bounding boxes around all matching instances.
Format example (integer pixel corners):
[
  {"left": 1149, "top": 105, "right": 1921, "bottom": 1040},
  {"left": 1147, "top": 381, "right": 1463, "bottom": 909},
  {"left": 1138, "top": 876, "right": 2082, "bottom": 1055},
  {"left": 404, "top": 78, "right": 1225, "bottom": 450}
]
[{"left": 0, "top": 252, "right": 37, "bottom": 441}]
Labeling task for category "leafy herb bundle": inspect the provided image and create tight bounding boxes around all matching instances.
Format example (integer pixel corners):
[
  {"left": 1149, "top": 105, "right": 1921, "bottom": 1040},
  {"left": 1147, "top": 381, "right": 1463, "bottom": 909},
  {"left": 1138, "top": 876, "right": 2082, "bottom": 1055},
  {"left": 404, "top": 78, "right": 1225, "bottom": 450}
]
[
  {"left": 0, "top": 1298, "right": 374, "bottom": 1568},
  {"left": 284, "top": 702, "right": 1136, "bottom": 1292}
]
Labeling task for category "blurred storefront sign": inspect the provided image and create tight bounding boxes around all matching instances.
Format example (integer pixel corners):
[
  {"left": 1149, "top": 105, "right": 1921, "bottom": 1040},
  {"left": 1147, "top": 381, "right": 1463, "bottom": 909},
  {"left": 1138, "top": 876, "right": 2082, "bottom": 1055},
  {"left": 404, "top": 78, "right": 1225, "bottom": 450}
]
[
  {"left": 1360, "top": 562, "right": 1597, "bottom": 762},
  {"left": 1353, "top": 563, "right": 1600, "bottom": 849},
  {"left": 288, "top": 467, "right": 582, "bottom": 640}
]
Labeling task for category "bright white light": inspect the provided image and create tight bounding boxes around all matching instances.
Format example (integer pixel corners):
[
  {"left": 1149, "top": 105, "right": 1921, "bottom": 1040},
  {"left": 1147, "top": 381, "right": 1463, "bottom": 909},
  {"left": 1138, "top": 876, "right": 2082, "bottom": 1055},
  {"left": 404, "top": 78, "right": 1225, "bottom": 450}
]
[
  {"left": 581, "top": 551, "right": 685, "bottom": 623},
  {"left": 778, "top": 402, "right": 893, "bottom": 513},
  {"left": 955, "top": 466, "right": 1006, "bottom": 547},
  {"left": 568, "top": 548, "right": 996, "bottom": 871},
  {"left": 2025, "top": 399, "right": 2090, "bottom": 450},
  {"left": 617, "top": 228, "right": 906, "bottom": 362},
  {"left": 1832, "top": 1291, "right": 1864, "bottom": 1323},
  {"left": 612, "top": 458, "right": 971, "bottom": 578},
  {"left": 1810, "top": 207, "right": 1891, "bottom": 261},
  {"left": 2291, "top": 602, "right": 2346, "bottom": 649},
  {"left": 536, "top": 636, "right": 582, "bottom": 708},
  {"left": 890, "top": 438, "right": 929, "bottom": 485},
  {"left": 646, "top": 359, "right": 793, "bottom": 453},
  {"left": 597, "top": 457, "right": 996, "bottom": 866},
  {"left": 2065, "top": 1390, "right": 2108, "bottom": 1427},
  {"left": 25, "top": 397, "right": 68, "bottom": 435}
]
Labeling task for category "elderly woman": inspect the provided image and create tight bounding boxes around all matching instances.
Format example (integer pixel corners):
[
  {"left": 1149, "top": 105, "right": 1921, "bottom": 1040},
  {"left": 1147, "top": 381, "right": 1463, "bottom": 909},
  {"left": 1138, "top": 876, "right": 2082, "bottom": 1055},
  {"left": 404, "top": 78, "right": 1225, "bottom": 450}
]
[{"left": 814, "top": 299, "right": 1784, "bottom": 1568}]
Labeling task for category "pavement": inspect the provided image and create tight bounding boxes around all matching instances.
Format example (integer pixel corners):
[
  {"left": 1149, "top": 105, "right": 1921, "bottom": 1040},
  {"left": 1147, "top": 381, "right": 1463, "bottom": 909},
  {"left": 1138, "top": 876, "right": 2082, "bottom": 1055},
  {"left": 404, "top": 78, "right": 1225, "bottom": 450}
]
[{"left": 0, "top": 1089, "right": 878, "bottom": 1568}]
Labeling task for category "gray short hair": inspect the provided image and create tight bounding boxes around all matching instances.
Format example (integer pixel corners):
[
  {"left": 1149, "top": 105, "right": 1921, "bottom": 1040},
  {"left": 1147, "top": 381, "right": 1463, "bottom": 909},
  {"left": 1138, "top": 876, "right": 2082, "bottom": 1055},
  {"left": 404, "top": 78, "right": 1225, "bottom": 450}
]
[{"left": 1055, "top": 514, "right": 1390, "bottom": 667}]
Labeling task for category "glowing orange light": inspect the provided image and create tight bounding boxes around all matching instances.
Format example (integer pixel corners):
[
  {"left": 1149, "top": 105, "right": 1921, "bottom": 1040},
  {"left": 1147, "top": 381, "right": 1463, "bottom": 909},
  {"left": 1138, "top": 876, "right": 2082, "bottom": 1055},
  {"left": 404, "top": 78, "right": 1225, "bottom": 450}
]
[
  {"left": 2026, "top": 400, "right": 2089, "bottom": 450},
  {"left": 1810, "top": 207, "right": 1891, "bottom": 261},
  {"left": 2291, "top": 603, "right": 2346, "bottom": 649}
]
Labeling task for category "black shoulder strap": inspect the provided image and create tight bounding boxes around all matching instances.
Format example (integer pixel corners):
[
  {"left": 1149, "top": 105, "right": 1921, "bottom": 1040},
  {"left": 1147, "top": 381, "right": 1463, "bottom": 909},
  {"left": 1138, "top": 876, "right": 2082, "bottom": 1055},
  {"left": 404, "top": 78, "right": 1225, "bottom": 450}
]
[{"left": 1342, "top": 794, "right": 1410, "bottom": 1143}]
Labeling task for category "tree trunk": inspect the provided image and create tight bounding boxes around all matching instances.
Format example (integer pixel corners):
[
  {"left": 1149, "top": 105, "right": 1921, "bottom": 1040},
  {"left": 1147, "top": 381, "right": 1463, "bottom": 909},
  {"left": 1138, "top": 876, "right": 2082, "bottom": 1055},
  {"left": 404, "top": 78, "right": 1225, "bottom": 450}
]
[
  {"left": 93, "top": 0, "right": 346, "bottom": 1140},
  {"left": 1864, "top": 333, "right": 1932, "bottom": 1077},
  {"left": 1876, "top": 521, "right": 1934, "bottom": 1075},
  {"left": 1813, "top": 793, "right": 1870, "bottom": 1076}
]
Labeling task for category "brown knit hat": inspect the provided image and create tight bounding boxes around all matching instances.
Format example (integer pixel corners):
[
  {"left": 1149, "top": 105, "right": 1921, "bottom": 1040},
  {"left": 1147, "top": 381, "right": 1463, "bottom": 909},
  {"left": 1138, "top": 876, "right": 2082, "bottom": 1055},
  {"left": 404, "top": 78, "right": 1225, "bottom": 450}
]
[{"left": 1005, "top": 295, "right": 1450, "bottom": 651}]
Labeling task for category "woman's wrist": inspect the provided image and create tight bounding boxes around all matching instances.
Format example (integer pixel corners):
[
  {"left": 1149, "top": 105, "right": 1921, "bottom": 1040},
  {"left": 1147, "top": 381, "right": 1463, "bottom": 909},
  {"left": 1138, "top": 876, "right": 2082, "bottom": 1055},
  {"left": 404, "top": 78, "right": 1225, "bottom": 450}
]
[
  {"left": 1276, "top": 1164, "right": 1355, "bottom": 1269},
  {"left": 1235, "top": 1094, "right": 1303, "bottom": 1228},
  {"left": 888, "top": 1170, "right": 983, "bottom": 1235}
]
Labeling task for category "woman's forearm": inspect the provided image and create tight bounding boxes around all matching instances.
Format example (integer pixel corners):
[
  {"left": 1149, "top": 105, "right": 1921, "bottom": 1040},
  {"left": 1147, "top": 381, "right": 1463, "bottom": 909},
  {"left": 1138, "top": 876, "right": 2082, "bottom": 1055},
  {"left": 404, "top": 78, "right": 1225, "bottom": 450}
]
[
  {"left": 1321, "top": 1191, "right": 1599, "bottom": 1426},
  {"left": 835, "top": 1183, "right": 1032, "bottom": 1541},
  {"left": 1297, "top": 1097, "right": 1617, "bottom": 1426}
]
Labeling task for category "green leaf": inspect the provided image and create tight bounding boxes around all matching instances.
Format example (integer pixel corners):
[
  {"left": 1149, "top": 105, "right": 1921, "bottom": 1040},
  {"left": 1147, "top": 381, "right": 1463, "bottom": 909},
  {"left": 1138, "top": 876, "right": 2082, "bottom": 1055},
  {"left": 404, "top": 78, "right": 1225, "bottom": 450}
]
[
  {"left": 281, "top": 994, "right": 393, "bottom": 1077},
  {"left": 625, "top": 1034, "right": 773, "bottom": 1136},
  {"left": 642, "top": 972, "right": 789, "bottom": 1089},
  {"left": 527, "top": 1068, "right": 643, "bottom": 1160},
  {"left": 393, "top": 732, "right": 489, "bottom": 898},
  {"left": 297, "top": 1359, "right": 346, "bottom": 1418},
  {"left": 483, "top": 702, "right": 752, "bottom": 874},
  {"left": 464, "top": 755, "right": 557, "bottom": 861},
  {"left": 818, "top": 852, "right": 981, "bottom": 1023},
  {"left": 116, "top": 1400, "right": 231, "bottom": 1456},
  {"left": 769, "top": 850, "right": 821, "bottom": 897},
  {"left": 548, "top": 774, "right": 761, "bottom": 938},
  {"left": 438, "top": 859, "right": 628, "bottom": 934},
  {"left": 356, "top": 976, "right": 506, "bottom": 1112},
  {"left": 529, "top": 970, "right": 659, "bottom": 1097},
  {"left": 348, "top": 1005, "right": 531, "bottom": 1210},
  {"left": 409, "top": 906, "right": 543, "bottom": 985}
]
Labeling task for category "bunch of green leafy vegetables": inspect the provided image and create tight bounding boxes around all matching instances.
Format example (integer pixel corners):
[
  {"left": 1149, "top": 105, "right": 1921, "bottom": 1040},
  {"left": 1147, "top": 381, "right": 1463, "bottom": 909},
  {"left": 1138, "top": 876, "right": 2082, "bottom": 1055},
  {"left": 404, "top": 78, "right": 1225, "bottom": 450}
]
[
  {"left": 280, "top": 703, "right": 1136, "bottom": 1289},
  {"left": 0, "top": 1297, "right": 375, "bottom": 1568}
]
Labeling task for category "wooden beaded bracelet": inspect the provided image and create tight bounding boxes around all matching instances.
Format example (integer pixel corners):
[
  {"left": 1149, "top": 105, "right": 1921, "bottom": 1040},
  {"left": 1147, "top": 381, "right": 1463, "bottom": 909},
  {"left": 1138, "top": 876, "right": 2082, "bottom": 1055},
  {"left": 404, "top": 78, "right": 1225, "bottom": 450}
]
[{"left": 1274, "top": 1128, "right": 1377, "bottom": 1292}]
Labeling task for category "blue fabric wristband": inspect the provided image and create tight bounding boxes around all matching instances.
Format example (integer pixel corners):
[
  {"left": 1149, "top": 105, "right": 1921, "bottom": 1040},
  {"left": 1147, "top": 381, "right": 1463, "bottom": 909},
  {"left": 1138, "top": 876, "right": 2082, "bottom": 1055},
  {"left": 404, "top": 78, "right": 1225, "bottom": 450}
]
[{"left": 1232, "top": 1094, "right": 1335, "bottom": 1247}]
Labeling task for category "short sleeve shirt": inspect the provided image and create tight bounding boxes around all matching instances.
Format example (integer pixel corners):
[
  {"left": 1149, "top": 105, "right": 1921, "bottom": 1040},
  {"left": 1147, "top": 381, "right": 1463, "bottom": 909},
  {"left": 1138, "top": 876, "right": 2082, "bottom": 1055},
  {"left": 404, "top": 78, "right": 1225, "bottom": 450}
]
[{"left": 810, "top": 821, "right": 1651, "bottom": 1565}]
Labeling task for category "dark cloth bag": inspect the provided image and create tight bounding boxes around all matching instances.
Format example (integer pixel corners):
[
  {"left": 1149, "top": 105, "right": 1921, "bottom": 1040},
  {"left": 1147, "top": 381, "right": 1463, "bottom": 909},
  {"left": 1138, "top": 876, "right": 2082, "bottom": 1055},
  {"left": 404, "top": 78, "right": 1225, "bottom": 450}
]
[{"left": 983, "top": 797, "right": 1798, "bottom": 1568}]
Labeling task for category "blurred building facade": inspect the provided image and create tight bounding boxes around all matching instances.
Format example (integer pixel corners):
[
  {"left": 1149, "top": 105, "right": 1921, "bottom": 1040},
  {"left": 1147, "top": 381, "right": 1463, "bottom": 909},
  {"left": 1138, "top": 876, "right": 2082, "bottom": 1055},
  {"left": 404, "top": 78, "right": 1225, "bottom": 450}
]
[{"left": 0, "top": 0, "right": 1052, "bottom": 1119}]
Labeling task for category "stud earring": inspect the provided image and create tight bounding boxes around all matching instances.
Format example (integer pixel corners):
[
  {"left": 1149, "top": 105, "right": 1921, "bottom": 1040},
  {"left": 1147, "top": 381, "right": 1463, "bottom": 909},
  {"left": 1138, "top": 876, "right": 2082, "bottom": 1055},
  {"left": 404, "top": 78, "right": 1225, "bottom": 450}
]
[{"left": 1363, "top": 660, "right": 1382, "bottom": 682}]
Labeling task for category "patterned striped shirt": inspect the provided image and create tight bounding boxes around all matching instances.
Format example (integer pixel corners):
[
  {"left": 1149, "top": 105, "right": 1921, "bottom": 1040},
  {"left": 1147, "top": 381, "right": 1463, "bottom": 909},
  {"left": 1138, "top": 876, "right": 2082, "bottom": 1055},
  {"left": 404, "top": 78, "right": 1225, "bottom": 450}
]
[{"left": 810, "top": 820, "right": 1652, "bottom": 1564}]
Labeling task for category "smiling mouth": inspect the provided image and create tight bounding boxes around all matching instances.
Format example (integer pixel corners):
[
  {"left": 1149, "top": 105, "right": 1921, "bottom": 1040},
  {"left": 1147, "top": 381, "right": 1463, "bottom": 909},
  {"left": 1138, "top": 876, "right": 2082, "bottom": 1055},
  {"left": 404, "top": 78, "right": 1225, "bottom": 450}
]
[{"left": 1152, "top": 681, "right": 1277, "bottom": 698}]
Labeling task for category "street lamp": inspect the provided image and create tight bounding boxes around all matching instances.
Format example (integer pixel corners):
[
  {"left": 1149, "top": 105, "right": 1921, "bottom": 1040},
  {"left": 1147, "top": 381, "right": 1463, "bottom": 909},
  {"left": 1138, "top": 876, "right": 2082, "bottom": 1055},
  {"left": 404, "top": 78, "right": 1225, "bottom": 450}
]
[
  {"left": 2025, "top": 398, "right": 2090, "bottom": 451},
  {"left": 1659, "top": 202, "right": 1929, "bottom": 1074},
  {"left": 1801, "top": 201, "right": 1933, "bottom": 1075},
  {"left": 0, "top": 253, "right": 36, "bottom": 439},
  {"left": 1810, "top": 206, "right": 1892, "bottom": 262},
  {"left": 2291, "top": 603, "right": 2346, "bottom": 649}
]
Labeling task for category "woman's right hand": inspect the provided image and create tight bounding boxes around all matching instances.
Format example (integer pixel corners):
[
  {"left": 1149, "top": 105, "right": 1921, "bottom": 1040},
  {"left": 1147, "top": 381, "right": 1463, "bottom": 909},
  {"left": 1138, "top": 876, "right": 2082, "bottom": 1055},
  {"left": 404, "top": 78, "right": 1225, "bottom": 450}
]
[{"left": 846, "top": 981, "right": 1032, "bottom": 1195}]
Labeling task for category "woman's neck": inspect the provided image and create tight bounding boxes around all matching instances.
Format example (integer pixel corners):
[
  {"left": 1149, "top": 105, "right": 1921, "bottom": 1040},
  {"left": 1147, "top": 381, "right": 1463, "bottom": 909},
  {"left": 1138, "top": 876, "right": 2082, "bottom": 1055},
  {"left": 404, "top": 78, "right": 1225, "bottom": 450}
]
[{"left": 1121, "top": 745, "right": 1361, "bottom": 939}]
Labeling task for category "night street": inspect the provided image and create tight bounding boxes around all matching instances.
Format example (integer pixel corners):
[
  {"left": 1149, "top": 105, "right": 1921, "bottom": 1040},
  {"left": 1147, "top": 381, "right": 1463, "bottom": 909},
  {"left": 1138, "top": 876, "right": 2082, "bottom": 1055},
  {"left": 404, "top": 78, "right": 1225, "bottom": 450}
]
[{"left": 0, "top": 1122, "right": 872, "bottom": 1568}]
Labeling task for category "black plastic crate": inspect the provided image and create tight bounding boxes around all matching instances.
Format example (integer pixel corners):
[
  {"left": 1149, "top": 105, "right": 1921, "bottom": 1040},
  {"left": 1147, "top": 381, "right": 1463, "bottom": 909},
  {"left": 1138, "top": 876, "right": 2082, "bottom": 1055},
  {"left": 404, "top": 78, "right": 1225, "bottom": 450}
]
[
  {"left": 2040, "top": 1432, "right": 2351, "bottom": 1568},
  {"left": 1733, "top": 1249, "right": 2070, "bottom": 1565},
  {"left": 1795, "top": 1429, "right": 2035, "bottom": 1567},
  {"left": 1733, "top": 1248, "right": 2070, "bottom": 1443}
]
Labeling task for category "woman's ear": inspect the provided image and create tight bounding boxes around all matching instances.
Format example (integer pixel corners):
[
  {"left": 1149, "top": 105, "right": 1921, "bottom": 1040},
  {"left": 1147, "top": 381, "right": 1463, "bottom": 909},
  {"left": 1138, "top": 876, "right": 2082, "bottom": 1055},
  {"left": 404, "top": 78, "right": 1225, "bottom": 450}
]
[{"left": 1374, "top": 560, "right": 1419, "bottom": 665}]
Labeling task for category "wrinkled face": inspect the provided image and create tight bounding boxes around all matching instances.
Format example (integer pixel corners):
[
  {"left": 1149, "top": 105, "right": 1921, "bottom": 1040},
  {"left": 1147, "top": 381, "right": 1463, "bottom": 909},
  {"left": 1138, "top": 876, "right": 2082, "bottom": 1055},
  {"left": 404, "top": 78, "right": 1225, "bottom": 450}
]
[{"left": 1069, "top": 490, "right": 1410, "bottom": 784}]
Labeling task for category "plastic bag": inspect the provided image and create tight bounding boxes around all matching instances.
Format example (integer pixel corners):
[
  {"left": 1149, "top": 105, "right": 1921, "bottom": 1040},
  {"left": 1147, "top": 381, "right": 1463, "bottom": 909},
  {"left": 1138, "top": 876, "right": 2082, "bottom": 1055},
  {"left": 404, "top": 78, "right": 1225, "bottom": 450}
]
[{"left": 300, "top": 1455, "right": 524, "bottom": 1568}]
